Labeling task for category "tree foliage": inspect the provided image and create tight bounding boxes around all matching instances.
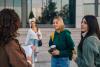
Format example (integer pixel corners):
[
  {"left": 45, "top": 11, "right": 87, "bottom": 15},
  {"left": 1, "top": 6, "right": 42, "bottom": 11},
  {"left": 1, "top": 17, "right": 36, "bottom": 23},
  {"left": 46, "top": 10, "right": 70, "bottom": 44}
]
[
  {"left": 41, "top": 0, "right": 57, "bottom": 24},
  {"left": 59, "top": 4, "right": 69, "bottom": 24},
  {"left": 29, "top": 11, "right": 34, "bottom": 19}
]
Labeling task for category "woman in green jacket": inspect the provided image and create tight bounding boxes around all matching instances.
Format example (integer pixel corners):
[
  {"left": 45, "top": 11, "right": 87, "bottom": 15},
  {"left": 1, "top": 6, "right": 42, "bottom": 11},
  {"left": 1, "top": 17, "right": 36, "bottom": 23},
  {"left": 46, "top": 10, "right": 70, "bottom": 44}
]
[
  {"left": 74, "top": 15, "right": 100, "bottom": 67},
  {"left": 49, "top": 16, "right": 74, "bottom": 67}
]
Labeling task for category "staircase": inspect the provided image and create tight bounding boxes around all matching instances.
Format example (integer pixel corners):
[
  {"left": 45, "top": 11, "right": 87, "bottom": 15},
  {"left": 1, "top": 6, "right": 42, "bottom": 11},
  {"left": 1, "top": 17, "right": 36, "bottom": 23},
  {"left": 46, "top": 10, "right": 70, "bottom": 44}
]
[
  {"left": 17, "top": 28, "right": 80, "bottom": 67},
  {"left": 17, "top": 28, "right": 81, "bottom": 48}
]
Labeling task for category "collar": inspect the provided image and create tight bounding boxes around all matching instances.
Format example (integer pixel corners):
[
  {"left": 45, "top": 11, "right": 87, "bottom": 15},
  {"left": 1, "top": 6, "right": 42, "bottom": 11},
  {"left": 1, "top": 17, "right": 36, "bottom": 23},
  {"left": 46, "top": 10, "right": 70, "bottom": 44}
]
[{"left": 82, "top": 32, "right": 87, "bottom": 37}]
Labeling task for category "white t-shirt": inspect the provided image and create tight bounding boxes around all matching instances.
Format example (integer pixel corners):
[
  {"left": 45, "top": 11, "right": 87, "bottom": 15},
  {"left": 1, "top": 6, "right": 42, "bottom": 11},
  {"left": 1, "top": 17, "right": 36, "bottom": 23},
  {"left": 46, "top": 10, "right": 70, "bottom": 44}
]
[{"left": 25, "top": 28, "right": 42, "bottom": 45}]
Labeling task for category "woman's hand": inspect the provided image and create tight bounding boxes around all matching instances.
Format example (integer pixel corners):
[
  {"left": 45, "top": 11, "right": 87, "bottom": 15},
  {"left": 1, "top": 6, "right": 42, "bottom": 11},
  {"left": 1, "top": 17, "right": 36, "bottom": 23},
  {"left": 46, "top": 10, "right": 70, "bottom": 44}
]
[
  {"left": 31, "top": 45, "right": 36, "bottom": 52},
  {"left": 72, "top": 53, "right": 77, "bottom": 61},
  {"left": 27, "top": 56, "right": 32, "bottom": 64},
  {"left": 72, "top": 49, "right": 77, "bottom": 61},
  {"left": 51, "top": 49, "right": 60, "bottom": 55}
]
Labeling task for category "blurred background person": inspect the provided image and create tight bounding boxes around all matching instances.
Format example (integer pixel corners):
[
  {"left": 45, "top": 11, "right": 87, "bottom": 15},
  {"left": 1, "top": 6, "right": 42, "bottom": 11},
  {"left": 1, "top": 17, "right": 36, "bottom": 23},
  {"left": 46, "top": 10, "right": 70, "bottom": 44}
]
[{"left": 24, "top": 17, "right": 42, "bottom": 65}]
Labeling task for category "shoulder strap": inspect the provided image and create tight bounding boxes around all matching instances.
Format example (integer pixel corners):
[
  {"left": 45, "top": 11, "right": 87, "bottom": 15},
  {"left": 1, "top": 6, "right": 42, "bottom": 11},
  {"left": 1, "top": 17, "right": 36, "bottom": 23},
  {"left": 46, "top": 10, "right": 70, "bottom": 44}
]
[{"left": 50, "top": 32, "right": 54, "bottom": 42}]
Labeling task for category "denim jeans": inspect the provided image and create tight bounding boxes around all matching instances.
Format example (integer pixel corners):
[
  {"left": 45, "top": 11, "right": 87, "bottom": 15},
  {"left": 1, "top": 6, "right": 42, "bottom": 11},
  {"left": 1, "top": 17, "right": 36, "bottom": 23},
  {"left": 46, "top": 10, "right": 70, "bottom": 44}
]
[
  {"left": 23, "top": 39, "right": 38, "bottom": 63},
  {"left": 30, "top": 39, "right": 38, "bottom": 62},
  {"left": 30, "top": 39, "right": 38, "bottom": 46},
  {"left": 51, "top": 57, "right": 70, "bottom": 67}
]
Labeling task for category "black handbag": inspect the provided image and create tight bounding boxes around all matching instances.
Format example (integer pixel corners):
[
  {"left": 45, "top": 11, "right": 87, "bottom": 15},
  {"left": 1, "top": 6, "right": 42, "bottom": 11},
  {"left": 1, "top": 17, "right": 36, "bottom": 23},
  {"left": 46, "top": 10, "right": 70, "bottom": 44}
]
[{"left": 38, "top": 40, "right": 42, "bottom": 47}]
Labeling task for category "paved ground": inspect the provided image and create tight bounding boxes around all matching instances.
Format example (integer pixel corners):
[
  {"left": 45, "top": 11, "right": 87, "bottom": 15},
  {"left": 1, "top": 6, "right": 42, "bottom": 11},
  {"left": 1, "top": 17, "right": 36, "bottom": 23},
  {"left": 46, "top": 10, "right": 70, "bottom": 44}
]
[
  {"left": 19, "top": 28, "right": 80, "bottom": 67},
  {"left": 30, "top": 45, "right": 78, "bottom": 67}
]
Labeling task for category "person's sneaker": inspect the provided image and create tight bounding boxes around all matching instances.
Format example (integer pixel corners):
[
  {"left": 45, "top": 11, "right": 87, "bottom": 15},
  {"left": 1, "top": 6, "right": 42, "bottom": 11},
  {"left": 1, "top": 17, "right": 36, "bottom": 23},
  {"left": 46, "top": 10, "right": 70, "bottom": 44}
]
[{"left": 34, "top": 57, "right": 37, "bottom": 62}]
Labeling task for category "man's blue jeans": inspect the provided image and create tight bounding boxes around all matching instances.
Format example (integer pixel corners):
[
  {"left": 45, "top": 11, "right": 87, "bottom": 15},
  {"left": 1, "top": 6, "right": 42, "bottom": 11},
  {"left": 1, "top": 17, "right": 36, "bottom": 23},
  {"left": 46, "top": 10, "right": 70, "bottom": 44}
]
[{"left": 51, "top": 57, "right": 70, "bottom": 67}]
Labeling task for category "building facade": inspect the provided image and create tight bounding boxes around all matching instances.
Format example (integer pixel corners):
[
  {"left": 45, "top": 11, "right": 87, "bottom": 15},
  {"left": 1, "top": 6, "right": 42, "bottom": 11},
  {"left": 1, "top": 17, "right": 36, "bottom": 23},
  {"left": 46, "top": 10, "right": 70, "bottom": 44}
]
[{"left": 0, "top": 0, "right": 100, "bottom": 28}]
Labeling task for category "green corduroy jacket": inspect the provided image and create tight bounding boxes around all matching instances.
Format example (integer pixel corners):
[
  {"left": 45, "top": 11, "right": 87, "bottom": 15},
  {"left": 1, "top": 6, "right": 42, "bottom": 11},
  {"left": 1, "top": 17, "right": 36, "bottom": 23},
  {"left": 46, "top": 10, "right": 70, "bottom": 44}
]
[{"left": 49, "top": 29, "right": 75, "bottom": 58}]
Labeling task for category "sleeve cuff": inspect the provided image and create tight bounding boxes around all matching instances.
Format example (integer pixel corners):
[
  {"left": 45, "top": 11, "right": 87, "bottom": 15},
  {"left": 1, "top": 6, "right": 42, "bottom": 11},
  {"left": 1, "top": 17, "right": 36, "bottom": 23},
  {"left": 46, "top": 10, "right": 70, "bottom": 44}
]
[{"left": 27, "top": 60, "right": 32, "bottom": 65}]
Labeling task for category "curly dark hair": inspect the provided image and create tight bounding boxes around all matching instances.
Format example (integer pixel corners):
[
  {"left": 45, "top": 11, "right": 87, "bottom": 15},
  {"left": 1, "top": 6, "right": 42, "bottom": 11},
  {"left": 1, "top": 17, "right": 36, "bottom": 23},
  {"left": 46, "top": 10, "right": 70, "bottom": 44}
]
[{"left": 0, "top": 9, "right": 20, "bottom": 45}]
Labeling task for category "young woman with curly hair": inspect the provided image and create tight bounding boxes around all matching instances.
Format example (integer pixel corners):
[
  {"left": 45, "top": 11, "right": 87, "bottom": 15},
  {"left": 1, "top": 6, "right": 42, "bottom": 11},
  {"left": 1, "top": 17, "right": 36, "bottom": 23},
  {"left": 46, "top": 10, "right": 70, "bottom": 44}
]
[{"left": 0, "top": 9, "right": 32, "bottom": 67}]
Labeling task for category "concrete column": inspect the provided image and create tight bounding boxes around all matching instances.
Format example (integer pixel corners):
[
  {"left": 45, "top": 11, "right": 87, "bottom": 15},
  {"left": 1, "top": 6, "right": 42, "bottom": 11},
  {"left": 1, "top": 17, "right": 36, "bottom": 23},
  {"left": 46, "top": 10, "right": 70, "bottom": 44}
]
[
  {"left": 76, "top": 0, "right": 84, "bottom": 28},
  {"left": 69, "top": 0, "right": 76, "bottom": 28},
  {"left": 95, "top": 0, "right": 98, "bottom": 17},
  {"left": 21, "top": 0, "right": 28, "bottom": 28}
]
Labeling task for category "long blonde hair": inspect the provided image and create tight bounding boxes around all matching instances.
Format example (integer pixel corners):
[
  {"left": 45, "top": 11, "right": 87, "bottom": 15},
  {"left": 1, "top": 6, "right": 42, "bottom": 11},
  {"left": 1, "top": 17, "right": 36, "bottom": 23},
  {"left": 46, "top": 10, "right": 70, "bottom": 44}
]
[{"left": 53, "top": 16, "right": 65, "bottom": 32}]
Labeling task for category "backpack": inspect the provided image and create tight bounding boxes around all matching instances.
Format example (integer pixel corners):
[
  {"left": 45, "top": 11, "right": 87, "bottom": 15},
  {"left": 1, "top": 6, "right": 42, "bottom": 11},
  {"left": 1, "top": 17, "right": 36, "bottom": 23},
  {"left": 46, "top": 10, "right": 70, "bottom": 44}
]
[{"left": 50, "top": 32, "right": 54, "bottom": 42}]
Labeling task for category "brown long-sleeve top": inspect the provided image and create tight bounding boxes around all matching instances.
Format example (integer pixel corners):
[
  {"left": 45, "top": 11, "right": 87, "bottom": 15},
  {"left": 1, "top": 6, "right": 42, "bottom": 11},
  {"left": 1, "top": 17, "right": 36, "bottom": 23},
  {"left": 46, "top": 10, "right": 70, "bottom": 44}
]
[{"left": 0, "top": 39, "right": 32, "bottom": 67}]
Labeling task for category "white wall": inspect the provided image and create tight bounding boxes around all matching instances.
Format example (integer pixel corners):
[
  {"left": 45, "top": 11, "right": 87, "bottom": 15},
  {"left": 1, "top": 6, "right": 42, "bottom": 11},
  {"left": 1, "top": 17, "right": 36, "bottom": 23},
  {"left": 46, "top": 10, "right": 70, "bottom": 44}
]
[{"left": 83, "top": 0, "right": 94, "bottom": 3}]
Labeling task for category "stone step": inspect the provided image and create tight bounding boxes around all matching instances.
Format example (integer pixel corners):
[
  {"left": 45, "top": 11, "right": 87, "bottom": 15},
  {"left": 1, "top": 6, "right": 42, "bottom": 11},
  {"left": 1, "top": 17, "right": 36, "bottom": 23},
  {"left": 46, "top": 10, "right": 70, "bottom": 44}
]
[
  {"left": 17, "top": 28, "right": 81, "bottom": 34},
  {"left": 18, "top": 28, "right": 79, "bottom": 67},
  {"left": 17, "top": 28, "right": 81, "bottom": 46}
]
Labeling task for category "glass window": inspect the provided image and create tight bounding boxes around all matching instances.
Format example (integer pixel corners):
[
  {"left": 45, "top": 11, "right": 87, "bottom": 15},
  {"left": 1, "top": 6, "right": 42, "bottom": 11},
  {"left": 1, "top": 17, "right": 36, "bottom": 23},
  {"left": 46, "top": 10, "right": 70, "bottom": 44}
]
[
  {"left": 13, "top": 0, "right": 21, "bottom": 20},
  {"left": 0, "top": 0, "right": 22, "bottom": 27},
  {"left": 0, "top": 0, "right": 21, "bottom": 19},
  {"left": 27, "top": 0, "right": 31, "bottom": 18},
  {"left": 28, "top": 0, "right": 72, "bottom": 25},
  {"left": 27, "top": 0, "right": 75, "bottom": 27},
  {"left": 54, "top": 0, "right": 61, "bottom": 11},
  {"left": 99, "top": 4, "right": 100, "bottom": 16},
  {"left": 98, "top": 0, "right": 100, "bottom": 16},
  {"left": 0, "top": 0, "right": 4, "bottom": 11},
  {"left": 53, "top": 0, "right": 69, "bottom": 11},
  {"left": 28, "top": 0, "right": 42, "bottom": 18},
  {"left": 6, "top": 0, "right": 13, "bottom": 9},
  {"left": 32, "top": 0, "right": 42, "bottom": 17},
  {"left": 0, "top": 0, "right": 75, "bottom": 28}
]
